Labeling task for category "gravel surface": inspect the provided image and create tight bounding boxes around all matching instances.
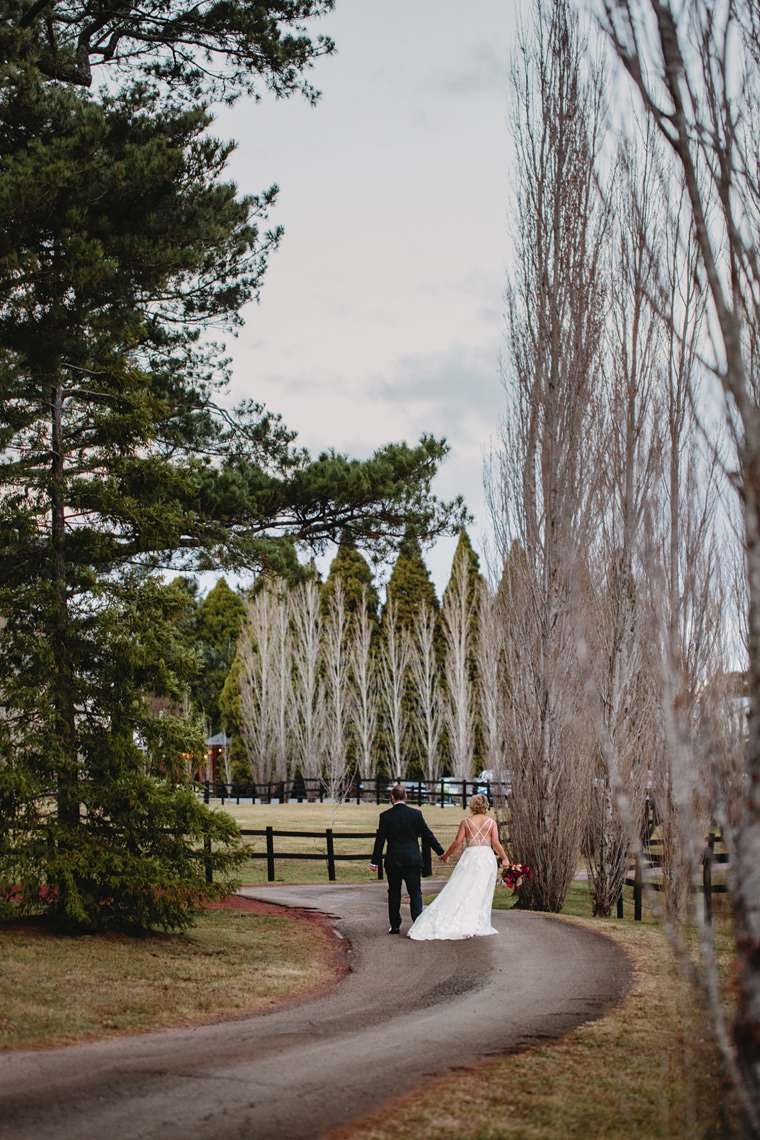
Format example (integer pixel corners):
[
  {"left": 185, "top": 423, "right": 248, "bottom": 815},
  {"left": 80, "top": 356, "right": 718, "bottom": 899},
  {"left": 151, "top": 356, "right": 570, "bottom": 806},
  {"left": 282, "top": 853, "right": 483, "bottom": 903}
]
[{"left": 0, "top": 881, "right": 631, "bottom": 1140}]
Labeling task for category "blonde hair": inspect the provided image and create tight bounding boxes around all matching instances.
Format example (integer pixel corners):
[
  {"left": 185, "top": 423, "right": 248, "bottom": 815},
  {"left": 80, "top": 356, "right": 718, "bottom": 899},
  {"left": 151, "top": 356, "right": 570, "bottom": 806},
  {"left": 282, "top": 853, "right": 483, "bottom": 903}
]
[{"left": 468, "top": 794, "right": 489, "bottom": 815}]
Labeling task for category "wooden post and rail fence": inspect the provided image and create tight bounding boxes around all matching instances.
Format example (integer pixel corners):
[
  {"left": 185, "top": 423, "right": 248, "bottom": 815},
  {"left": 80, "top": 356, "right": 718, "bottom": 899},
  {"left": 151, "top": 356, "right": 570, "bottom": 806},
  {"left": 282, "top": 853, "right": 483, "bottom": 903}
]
[
  {"left": 236, "top": 825, "right": 384, "bottom": 883},
  {"left": 616, "top": 830, "right": 729, "bottom": 924},
  {"left": 204, "top": 821, "right": 730, "bottom": 925}
]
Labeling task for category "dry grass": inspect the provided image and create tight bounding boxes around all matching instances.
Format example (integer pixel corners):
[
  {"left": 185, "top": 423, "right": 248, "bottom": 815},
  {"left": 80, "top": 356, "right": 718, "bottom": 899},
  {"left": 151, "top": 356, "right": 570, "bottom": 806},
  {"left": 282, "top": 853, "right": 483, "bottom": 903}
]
[{"left": 0, "top": 903, "right": 338, "bottom": 1051}]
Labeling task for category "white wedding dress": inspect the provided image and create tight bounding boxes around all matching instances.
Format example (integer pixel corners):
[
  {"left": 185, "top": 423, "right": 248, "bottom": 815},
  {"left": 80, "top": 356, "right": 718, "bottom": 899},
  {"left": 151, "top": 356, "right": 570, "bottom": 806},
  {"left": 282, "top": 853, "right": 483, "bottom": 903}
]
[{"left": 407, "top": 818, "right": 499, "bottom": 940}]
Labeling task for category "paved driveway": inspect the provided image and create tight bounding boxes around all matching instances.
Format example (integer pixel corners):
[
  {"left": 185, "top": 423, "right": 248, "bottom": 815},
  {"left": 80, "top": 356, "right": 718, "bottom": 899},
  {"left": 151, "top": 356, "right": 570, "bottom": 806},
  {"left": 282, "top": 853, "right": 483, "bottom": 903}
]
[{"left": 0, "top": 882, "right": 631, "bottom": 1140}]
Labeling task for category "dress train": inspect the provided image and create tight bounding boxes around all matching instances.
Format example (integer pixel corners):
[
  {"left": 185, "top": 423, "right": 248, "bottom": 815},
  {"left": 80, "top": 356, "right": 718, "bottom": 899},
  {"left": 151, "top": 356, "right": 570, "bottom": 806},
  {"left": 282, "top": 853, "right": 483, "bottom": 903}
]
[{"left": 407, "top": 845, "right": 499, "bottom": 940}]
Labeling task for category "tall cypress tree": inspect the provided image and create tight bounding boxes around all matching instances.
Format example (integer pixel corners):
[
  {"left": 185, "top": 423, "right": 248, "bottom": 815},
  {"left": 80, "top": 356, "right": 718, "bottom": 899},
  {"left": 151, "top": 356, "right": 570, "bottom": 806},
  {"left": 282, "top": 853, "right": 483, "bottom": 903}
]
[
  {"left": 192, "top": 579, "right": 246, "bottom": 733},
  {"left": 442, "top": 530, "right": 483, "bottom": 614},
  {"left": 384, "top": 528, "right": 439, "bottom": 632},
  {"left": 380, "top": 530, "right": 440, "bottom": 777},
  {"left": 322, "top": 534, "right": 379, "bottom": 622},
  {"left": 440, "top": 529, "right": 484, "bottom": 774}
]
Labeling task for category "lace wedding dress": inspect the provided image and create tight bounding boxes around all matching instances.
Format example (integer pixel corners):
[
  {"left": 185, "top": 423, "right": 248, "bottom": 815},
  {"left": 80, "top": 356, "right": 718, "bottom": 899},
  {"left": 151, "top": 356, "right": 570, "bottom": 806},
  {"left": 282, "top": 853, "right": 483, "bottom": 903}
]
[{"left": 407, "top": 818, "right": 499, "bottom": 941}]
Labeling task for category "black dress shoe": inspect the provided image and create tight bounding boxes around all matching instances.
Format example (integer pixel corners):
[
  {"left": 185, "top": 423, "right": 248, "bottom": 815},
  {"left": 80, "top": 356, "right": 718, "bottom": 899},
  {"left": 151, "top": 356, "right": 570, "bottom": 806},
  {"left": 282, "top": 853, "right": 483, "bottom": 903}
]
[{"left": 388, "top": 927, "right": 400, "bottom": 934}]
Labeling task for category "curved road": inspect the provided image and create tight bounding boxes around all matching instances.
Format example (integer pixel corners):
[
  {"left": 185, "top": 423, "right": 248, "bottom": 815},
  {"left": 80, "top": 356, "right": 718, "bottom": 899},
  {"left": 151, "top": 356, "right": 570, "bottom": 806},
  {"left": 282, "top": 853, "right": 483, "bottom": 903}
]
[{"left": 0, "top": 881, "right": 631, "bottom": 1140}]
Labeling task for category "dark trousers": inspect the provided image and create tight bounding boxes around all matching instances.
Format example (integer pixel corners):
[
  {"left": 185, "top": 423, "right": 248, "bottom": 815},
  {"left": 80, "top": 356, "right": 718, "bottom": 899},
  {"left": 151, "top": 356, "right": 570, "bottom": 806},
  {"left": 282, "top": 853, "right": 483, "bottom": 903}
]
[{"left": 386, "top": 865, "right": 423, "bottom": 930}]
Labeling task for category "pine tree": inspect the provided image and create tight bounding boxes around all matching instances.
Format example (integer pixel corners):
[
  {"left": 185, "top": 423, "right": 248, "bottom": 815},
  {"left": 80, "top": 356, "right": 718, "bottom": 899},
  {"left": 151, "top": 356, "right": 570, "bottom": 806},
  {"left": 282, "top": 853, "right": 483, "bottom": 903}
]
[
  {"left": 0, "top": 45, "right": 465, "bottom": 933},
  {"left": 7, "top": 0, "right": 336, "bottom": 102}
]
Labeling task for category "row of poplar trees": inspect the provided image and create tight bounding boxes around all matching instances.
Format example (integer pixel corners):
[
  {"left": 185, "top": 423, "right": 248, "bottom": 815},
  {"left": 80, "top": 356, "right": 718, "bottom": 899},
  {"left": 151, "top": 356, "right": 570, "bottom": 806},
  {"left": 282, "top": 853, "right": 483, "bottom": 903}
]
[
  {"left": 503, "top": 0, "right": 760, "bottom": 1130},
  {"left": 0, "top": 3, "right": 465, "bottom": 934},
  {"left": 196, "top": 529, "right": 486, "bottom": 795}
]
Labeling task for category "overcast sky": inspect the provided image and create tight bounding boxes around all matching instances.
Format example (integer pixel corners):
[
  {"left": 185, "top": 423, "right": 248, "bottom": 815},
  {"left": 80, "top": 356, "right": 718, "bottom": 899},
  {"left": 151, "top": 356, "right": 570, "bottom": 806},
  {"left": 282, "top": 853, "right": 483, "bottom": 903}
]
[{"left": 216, "top": 0, "right": 526, "bottom": 594}]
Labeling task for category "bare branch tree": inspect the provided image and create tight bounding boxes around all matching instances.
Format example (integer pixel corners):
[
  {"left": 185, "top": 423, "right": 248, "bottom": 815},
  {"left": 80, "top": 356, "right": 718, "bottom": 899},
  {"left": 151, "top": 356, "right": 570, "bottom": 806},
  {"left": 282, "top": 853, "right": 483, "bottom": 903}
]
[
  {"left": 410, "top": 600, "right": 444, "bottom": 785},
  {"left": 237, "top": 585, "right": 287, "bottom": 784},
  {"left": 289, "top": 579, "right": 325, "bottom": 795},
  {"left": 322, "top": 579, "right": 354, "bottom": 816},
  {"left": 581, "top": 120, "right": 666, "bottom": 917},
  {"left": 441, "top": 544, "right": 475, "bottom": 781},
  {"left": 597, "top": 0, "right": 760, "bottom": 1123},
  {"left": 487, "top": 0, "right": 609, "bottom": 912},
  {"left": 271, "top": 585, "right": 292, "bottom": 784},
  {"left": 379, "top": 596, "right": 410, "bottom": 780},
  {"left": 350, "top": 587, "right": 379, "bottom": 782},
  {"left": 475, "top": 579, "right": 511, "bottom": 826}
]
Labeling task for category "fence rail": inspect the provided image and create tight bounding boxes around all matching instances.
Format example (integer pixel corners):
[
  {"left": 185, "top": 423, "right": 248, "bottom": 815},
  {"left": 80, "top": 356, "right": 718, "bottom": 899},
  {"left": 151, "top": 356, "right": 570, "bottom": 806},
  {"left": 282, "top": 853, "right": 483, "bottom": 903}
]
[
  {"left": 209, "top": 825, "right": 385, "bottom": 883},
  {"left": 617, "top": 832, "right": 729, "bottom": 923},
  {"left": 203, "top": 776, "right": 505, "bottom": 810}
]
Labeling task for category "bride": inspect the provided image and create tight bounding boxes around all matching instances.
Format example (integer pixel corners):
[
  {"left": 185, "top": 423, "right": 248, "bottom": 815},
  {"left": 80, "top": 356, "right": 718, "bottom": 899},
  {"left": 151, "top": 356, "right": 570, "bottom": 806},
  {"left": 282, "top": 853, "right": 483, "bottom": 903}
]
[{"left": 408, "top": 793, "right": 508, "bottom": 940}]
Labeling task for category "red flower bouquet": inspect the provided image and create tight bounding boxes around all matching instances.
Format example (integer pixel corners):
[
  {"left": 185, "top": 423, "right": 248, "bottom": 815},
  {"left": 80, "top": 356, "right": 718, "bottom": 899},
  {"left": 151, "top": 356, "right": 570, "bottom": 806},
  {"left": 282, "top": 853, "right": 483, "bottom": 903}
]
[{"left": 501, "top": 862, "right": 532, "bottom": 889}]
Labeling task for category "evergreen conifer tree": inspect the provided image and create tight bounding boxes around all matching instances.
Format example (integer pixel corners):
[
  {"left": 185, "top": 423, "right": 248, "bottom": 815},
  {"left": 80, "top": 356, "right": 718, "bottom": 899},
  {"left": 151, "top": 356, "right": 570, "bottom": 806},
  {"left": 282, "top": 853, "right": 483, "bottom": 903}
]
[
  {"left": 381, "top": 529, "right": 440, "bottom": 776},
  {"left": 321, "top": 534, "right": 379, "bottom": 622},
  {"left": 440, "top": 530, "right": 484, "bottom": 777},
  {"left": 384, "top": 528, "right": 439, "bottom": 630},
  {"left": 0, "top": 70, "right": 464, "bottom": 932},
  {"left": 192, "top": 579, "right": 246, "bottom": 734}
]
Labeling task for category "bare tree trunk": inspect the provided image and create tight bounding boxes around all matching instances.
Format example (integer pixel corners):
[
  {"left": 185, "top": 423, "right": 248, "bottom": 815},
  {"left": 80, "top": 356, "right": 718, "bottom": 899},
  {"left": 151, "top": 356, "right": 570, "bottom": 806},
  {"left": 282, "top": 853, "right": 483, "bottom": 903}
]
[
  {"left": 410, "top": 600, "right": 444, "bottom": 785},
  {"left": 379, "top": 597, "right": 410, "bottom": 780},
  {"left": 350, "top": 588, "right": 378, "bottom": 781},
  {"left": 487, "top": 0, "right": 608, "bottom": 912},
  {"left": 441, "top": 545, "right": 475, "bottom": 781}
]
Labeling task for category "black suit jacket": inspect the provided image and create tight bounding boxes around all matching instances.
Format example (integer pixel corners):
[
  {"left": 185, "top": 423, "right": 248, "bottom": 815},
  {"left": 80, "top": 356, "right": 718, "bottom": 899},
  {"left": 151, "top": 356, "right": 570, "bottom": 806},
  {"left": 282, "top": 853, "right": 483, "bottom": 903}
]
[{"left": 372, "top": 802, "right": 444, "bottom": 872}]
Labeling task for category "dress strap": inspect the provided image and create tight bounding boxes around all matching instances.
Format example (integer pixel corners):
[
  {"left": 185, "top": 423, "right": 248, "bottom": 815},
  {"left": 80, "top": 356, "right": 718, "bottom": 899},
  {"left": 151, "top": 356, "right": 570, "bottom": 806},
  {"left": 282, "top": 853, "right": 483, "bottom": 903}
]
[{"left": 465, "top": 818, "right": 492, "bottom": 846}]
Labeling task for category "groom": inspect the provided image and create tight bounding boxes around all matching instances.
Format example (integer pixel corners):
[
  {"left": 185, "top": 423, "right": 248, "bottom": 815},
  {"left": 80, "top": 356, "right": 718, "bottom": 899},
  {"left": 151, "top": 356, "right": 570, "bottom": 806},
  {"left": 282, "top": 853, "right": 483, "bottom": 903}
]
[{"left": 370, "top": 784, "right": 446, "bottom": 934}]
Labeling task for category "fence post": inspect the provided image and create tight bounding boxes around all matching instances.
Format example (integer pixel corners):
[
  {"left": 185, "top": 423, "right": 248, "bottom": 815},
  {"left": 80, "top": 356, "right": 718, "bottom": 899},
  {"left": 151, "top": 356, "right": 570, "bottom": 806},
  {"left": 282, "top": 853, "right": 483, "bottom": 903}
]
[
  {"left": 703, "top": 834, "right": 715, "bottom": 925},
  {"left": 634, "top": 858, "right": 642, "bottom": 922},
  {"left": 616, "top": 891, "right": 624, "bottom": 919},
  {"left": 266, "top": 825, "right": 275, "bottom": 882},
  {"left": 203, "top": 780, "right": 210, "bottom": 803},
  {"left": 326, "top": 828, "right": 336, "bottom": 881}
]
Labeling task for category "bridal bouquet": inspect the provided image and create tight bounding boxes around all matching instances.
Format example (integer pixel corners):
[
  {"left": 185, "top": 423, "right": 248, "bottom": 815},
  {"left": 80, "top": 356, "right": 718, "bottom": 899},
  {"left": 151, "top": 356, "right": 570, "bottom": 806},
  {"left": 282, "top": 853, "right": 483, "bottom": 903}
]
[{"left": 500, "top": 862, "right": 532, "bottom": 889}]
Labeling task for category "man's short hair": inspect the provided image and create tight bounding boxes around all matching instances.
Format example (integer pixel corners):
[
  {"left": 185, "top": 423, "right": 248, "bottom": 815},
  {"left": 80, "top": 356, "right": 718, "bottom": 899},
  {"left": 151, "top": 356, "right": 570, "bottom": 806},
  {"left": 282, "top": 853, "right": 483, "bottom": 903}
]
[{"left": 390, "top": 783, "right": 406, "bottom": 801}]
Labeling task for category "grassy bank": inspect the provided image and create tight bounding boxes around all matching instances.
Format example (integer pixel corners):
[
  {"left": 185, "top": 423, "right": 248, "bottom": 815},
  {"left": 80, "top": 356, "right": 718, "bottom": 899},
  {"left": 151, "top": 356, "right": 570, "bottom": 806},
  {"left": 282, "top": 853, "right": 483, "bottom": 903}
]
[{"left": 0, "top": 901, "right": 338, "bottom": 1051}]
